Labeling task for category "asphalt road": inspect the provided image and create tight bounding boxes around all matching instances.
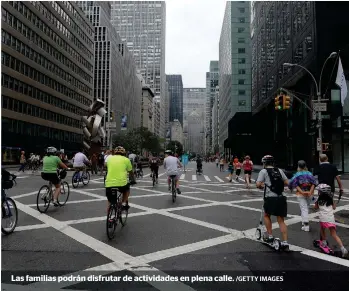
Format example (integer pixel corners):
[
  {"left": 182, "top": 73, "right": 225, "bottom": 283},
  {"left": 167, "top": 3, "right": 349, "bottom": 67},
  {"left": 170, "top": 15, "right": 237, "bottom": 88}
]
[{"left": 2, "top": 162, "right": 349, "bottom": 291}]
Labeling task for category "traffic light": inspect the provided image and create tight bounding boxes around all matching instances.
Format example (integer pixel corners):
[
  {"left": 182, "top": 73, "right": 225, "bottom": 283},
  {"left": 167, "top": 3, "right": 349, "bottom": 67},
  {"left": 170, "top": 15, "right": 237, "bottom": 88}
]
[
  {"left": 275, "top": 94, "right": 284, "bottom": 110},
  {"left": 283, "top": 95, "right": 291, "bottom": 110}
]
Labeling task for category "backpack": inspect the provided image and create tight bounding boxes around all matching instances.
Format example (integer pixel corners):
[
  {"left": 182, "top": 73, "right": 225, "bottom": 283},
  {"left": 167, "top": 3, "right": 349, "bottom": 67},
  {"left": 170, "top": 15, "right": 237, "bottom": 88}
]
[
  {"left": 151, "top": 158, "right": 158, "bottom": 164},
  {"left": 2, "top": 169, "right": 14, "bottom": 190},
  {"left": 265, "top": 167, "right": 284, "bottom": 195}
]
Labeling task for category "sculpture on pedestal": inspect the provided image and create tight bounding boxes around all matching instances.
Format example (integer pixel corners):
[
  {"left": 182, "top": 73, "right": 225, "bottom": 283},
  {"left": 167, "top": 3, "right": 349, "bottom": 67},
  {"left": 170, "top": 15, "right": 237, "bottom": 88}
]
[{"left": 82, "top": 99, "right": 107, "bottom": 155}]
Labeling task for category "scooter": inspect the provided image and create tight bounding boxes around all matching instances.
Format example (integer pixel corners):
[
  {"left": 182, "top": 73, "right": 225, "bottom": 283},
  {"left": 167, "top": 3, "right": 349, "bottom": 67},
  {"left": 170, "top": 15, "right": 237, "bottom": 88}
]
[{"left": 313, "top": 239, "right": 335, "bottom": 256}]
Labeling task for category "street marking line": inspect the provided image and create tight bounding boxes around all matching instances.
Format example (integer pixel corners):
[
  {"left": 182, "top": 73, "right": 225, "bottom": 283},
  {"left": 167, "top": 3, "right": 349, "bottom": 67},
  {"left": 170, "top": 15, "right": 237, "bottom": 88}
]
[
  {"left": 214, "top": 176, "right": 224, "bottom": 182},
  {"left": 11, "top": 191, "right": 38, "bottom": 199},
  {"left": 15, "top": 224, "right": 50, "bottom": 231},
  {"left": 25, "top": 198, "right": 104, "bottom": 207},
  {"left": 192, "top": 175, "right": 197, "bottom": 181},
  {"left": 158, "top": 172, "right": 166, "bottom": 177},
  {"left": 203, "top": 175, "right": 211, "bottom": 181},
  {"left": 143, "top": 173, "right": 151, "bottom": 178},
  {"left": 180, "top": 184, "right": 215, "bottom": 193},
  {"left": 180, "top": 174, "right": 185, "bottom": 180}
]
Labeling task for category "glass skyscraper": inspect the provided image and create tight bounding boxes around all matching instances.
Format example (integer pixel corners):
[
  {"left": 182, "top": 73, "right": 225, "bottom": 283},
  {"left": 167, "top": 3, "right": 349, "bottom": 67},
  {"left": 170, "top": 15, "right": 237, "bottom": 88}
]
[{"left": 166, "top": 75, "right": 183, "bottom": 126}]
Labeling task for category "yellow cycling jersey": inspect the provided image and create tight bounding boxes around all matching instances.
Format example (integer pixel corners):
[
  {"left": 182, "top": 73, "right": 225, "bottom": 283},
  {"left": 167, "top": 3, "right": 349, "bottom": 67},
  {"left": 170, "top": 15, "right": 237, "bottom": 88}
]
[{"left": 105, "top": 155, "right": 132, "bottom": 187}]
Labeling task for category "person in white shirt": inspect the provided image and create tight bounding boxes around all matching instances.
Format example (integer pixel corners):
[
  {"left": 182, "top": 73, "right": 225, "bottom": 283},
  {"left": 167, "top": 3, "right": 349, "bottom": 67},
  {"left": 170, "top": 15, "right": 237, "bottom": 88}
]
[
  {"left": 163, "top": 150, "right": 182, "bottom": 194},
  {"left": 73, "top": 150, "right": 89, "bottom": 169}
]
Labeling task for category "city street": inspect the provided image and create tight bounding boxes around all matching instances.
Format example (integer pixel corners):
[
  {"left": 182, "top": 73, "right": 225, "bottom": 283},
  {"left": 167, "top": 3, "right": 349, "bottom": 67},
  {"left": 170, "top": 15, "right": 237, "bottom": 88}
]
[{"left": 2, "top": 162, "right": 349, "bottom": 291}]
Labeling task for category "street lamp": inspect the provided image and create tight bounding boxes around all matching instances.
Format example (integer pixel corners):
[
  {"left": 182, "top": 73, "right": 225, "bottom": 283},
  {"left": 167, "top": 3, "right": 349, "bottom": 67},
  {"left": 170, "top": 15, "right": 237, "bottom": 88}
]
[{"left": 283, "top": 52, "right": 337, "bottom": 154}]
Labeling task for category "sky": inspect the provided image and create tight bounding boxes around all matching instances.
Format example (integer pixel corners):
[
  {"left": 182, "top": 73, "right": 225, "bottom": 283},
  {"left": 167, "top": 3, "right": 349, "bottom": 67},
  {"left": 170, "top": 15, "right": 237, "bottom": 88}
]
[{"left": 165, "top": 0, "right": 227, "bottom": 88}]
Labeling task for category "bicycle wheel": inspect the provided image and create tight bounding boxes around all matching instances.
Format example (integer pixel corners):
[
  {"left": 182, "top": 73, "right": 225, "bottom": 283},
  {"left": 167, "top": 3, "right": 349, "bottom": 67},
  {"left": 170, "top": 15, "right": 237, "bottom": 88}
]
[
  {"left": 172, "top": 179, "right": 176, "bottom": 203},
  {"left": 58, "top": 181, "right": 70, "bottom": 206},
  {"left": 82, "top": 171, "right": 90, "bottom": 186},
  {"left": 72, "top": 172, "right": 79, "bottom": 188},
  {"left": 152, "top": 175, "right": 156, "bottom": 187},
  {"left": 119, "top": 204, "right": 128, "bottom": 226},
  {"left": 1, "top": 198, "right": 18, "bottom": 235},
  {"left": 106, "top": 205, "right": 118, "bottom": 239},
  {"left": 36, "top": 185, "right": 51, "bottom": 213}
]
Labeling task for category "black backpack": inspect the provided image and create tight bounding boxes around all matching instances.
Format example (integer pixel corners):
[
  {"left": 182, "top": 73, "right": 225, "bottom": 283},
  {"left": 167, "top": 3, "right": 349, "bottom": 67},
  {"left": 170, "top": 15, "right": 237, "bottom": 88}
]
[{"left": 265, "top": 167, "right": 284, "bottom": 195}]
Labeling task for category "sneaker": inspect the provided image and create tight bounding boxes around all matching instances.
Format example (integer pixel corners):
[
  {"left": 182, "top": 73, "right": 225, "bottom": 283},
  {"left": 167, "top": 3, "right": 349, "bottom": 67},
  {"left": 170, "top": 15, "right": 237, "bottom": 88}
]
[
  {"left": 281, "top": 241, "right": 290, "bottom": 251},
  {"left": 301, "top": 225, "right": 310, "bottom": 232},
  {"left": 156, "top": 179, "right": 158, "bottom": 184},
  {"left": 168, "top": 185, "right": 171, "bottom": 191},
  {"left": 341, "top": 247, "right": 348, "bottom": 258},
  {"left": 122, "top": 204, "right": 130, "bottom": 211},
  {"left": 176, "top": 188, "right": 181, "bottom": 194},
  {"left": 53, "top": 200, "right": 59, "bottom": 207},
  {"left": 263, "top": 233, "right": 274, "bottom": 243}
]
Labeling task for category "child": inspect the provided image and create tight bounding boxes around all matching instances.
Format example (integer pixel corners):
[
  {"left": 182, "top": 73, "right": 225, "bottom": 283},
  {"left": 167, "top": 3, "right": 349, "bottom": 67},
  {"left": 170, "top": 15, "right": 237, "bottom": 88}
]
[
  {"left": 233, "top": 157, "right": 242, "bottom": 181},
  {"left": 314, "top": 184, "right": 348, "bottom": 257}
]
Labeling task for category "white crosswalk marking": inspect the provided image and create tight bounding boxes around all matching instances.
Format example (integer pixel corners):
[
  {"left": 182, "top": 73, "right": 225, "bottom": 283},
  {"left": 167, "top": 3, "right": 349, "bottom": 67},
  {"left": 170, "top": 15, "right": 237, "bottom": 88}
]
[
  {"left": 204, "top": 175, "right": 211, "bottom": 181},
  {"left": 192, "top": 175, "right": 197, "bottom": 181},
  {"left": 180, "top": 174, "right": 185, "bottom": 180},
  {"left": 214, "top": 176, "right": 224, "bottom": 182},
  {"left": 158, "top": 172, "right": 166, "bottom": 177}
]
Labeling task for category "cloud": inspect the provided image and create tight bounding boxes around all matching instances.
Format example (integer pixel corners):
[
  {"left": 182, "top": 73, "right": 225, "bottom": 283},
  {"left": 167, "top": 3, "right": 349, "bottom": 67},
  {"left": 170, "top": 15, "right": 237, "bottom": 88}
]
[{"left": 165, "top": 0, "right": 227, "bottom": 87}]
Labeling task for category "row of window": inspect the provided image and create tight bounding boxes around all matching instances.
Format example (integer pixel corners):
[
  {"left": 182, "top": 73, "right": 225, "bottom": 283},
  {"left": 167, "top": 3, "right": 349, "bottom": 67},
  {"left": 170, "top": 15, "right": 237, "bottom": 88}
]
[
  {"left": 2, "top": 95, "right": 81, "bottom": 129},
  {"left": 2, "top": 7, "right": 93, "bottom": 72},
  {"left": 2, "top": 31, "right": 92, "bottom": 94},
  {"left": 29, "top": 1, "right": 94, "bottom": 51},
  {"left": 57, "top": 1, "right": 94, "bottom": 37},
  {"left": 1, "top": 54, "right": 91, "bottom": 106},
  {"left": 2, "top": 74, "right": 88, "bottom": 117},
  {"left": 2, "top": 117, "right": 83, "bottom": 143}
]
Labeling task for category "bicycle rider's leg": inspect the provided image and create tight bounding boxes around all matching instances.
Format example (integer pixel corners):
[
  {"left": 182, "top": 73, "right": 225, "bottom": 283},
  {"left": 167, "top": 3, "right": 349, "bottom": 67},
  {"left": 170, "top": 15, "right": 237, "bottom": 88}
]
[
  {"left": 53, "top": 183, "right": 61, "bottom": 204},
  {"left": 175, "top": 175, "right": 181, "bottom": 194},
  {"left": 155, "top": 167, "right": 159, "bottom": 180}
]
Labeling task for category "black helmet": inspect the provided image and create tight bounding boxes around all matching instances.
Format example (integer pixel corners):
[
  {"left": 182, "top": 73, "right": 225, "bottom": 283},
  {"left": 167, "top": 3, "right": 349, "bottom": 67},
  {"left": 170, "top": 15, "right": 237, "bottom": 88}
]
[{"left": 261, "top": 155, "right": 274, "bottom": 164}]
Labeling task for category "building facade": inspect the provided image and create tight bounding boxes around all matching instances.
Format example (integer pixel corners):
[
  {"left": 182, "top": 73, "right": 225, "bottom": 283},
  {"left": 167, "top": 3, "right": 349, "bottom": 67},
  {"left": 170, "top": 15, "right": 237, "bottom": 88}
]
[
  {"left": 77, "top": 1, "right": 141, "bottom": 147},
  {"left": 170, "top": 119, "right": 183, "bottom": 145},
  {"left": 152, "top": 96, "right": 161, "bottom": 137},
  {"left": 1, "top": 1, "right": 94, "bottom": 162},
  {"left": 250, "top": 1, "right": 349, "bottom": 171},
  {"left": 212, "top": 88, "right": 220, "bottom": 154},
  {"left": 205, "top": 61, "right": 219, "bottom": 154},
  {"left": 111, "top": 1, "right": 166, "bottom": 136},
  {"left": 183, "top": 88, "right": 206, "bottom": 154},
  {"left": 141, "top": 83, "right": 155, "bottom": 132},
  {"left": 166, "top": 75, "right": 183, "bottom": 126},
  {"left": 219, "top": 1, "right": 252, "bottom": 152}
]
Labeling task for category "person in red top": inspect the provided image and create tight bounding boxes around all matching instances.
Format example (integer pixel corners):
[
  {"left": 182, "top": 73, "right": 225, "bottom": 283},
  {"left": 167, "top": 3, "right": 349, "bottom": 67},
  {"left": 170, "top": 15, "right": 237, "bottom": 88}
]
[
  {"left": 233, "top": 157, "right": 242, "bottom": 181},
  {"left": 242, "top": 155, "right": 253, "bottom": 188}
]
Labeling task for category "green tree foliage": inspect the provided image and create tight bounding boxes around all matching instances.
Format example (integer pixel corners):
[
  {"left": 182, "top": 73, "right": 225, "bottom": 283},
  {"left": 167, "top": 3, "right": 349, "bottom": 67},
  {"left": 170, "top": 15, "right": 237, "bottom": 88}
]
[
  {"left": 112, "top": 127, "right": 162, "bottom": 154},
  {"left": 166, "top": 141, "right": 183, "bottom": 156}
]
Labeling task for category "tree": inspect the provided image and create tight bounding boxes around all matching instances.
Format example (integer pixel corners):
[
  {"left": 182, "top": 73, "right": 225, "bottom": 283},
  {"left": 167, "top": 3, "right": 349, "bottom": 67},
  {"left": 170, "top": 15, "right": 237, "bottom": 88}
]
[{"left": 166, "top": 141, "right": 183, "bottom": 156}]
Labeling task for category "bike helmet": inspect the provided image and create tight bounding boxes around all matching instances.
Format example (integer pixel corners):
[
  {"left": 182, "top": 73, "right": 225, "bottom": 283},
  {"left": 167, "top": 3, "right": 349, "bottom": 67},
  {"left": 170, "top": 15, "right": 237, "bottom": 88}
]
[
  {"left": 59, "top": 169, "right": 67, "bottom": 180},
  {"left": 115, "top": 146, "right": 126, "bottom": 155},
  {"left": 165, "top": 150, "right": 173, "bottom": 155},
  {"left": 316, "top": 184, "right": 333, "bottom": 197},
  {"left": 261, "top": 155, "right": 274, "bottom": 164},
  {"left": 46, "top": 147, "right": 57, "bottom": 154}
]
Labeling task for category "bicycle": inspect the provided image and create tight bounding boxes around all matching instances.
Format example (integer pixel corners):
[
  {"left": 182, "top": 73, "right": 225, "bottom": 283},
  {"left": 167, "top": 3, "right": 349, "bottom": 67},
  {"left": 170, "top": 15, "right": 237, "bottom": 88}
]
[
  {"left": 36, "top": 169, "right": 70, "bottom": 213},
  {"left": 72, "top": 167, "right": 90, "bottom": 188},
  {"left": 2, "top": 174, "right": 18, "bottom": 235},
  {"left": 169, "top": 175, "right": 177, "bottom": 203},
  {"left": 152, "top": 170, "right": 157, "bottom": 187},
  {"left": 106, "top": 182, "right": 136, "bottom": 239}
]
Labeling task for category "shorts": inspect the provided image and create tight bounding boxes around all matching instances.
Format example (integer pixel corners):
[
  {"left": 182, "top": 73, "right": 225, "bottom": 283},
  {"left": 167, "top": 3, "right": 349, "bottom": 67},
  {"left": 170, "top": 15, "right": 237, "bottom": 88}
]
[
  {"left": 244, "top": 170, "right": 252, "bottom": 175},
  {"left": 228, "top": 168, "right": 233, "bottom": 174},
  {"left": 106, "top": 185, "right": 130, "bottom": 204},
  {"left": 41, "top": 172, "right": 60, "bottom": 185},
  {"left": 264, "top": 196, "right": 287, "bottom": 217},
  {"left": 235, "top": 169, "right": 241, "bottom": 175},
  {"left": 167, "top": 175, "right": 179, "bottom": 182},
  {"left": 320, "top": 222, "right": 336, "bottom": 229}
]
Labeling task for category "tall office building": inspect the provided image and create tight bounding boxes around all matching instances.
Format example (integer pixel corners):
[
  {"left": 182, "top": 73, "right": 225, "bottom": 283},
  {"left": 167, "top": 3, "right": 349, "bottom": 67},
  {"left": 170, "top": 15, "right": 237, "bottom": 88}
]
[
  {"left": 166, "top": 75, "right": 183, "bottom": 126},
  {"left": 1, "top": 1, "right": 94, "bottom": 162},
  {"left": 212, "top": 87, "right": 220, "bottom": 154},
  {"left": 77, "top": 1, "right": 142, "bottom": 147},
  {"left": 183, "top": 88, "right": 206, "bottom": 153},
  {"left": 152, "top": 96, "right": 161, "bottom": 137},
  {"left": 250, "top": 1, "right": 349, "bottom": 170},
  {"left": 205, "top": 61, "right": 219, "bottom": 154},
  {"left": 219, "top": 1, "right": 251, "bottom": 152},
  {"left": 111, "top": 1, "right": 166, "bottom": 136}
]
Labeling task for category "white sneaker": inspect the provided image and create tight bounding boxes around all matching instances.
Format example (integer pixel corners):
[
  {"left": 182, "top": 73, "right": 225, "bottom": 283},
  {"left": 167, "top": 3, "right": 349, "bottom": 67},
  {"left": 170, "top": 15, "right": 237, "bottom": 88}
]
[
  {"left": 341, "top": 247, "right": 348, "bottom": 258},
  {"left": 301, "top": 225, "right": 310, "bottom": 232}
]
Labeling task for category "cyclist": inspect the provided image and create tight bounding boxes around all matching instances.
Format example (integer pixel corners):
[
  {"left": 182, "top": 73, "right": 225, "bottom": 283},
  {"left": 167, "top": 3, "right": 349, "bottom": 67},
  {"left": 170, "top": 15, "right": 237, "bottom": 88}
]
[
  {"left": 149, "top": 153, "right": 160, "bottom": 183},
  {"left": 41, "top": 147, "right": 68, "bottom": 206},
  {"left": 73, "top": 149, "right": 90, "bottom": 181},
  {"left": 105, "top": 146, "right": 135, "bottom": 212},
  {"left": 164, "top": 150, "right": 182, "bottom": 194},
  {"left": 196, "top": 155, "right": 203, "bottom": 174},
  {"left": 128, "top": 151, "right": 137, "bottom": 174}
]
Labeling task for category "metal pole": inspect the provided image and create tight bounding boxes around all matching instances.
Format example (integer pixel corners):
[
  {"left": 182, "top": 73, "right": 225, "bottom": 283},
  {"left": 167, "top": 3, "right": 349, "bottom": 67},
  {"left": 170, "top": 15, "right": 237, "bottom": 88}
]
[{"left": 317, "top": 91, "right": 323, "bottom": 155}]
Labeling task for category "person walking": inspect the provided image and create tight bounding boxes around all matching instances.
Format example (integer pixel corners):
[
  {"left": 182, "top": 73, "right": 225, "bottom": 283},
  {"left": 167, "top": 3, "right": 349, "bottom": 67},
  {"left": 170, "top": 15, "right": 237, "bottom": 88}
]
[
  {"left": 242, "top": 155, "right": 253, "bottom": 188},
  {"left": 233, "top": 157, "right": 242, "bottom": 181},
  {"left": 18, "top": 151, "right": 26, "bottom": 172},
  {"left": 219, "top": 157, "right": 224, "bottom": 172},
  {"left": 313, "top": 154, "right": 344, "bottom": 199},
  {"left": 215, "top": 157, "right": 219, "bottom": 168},
  {"left": 289, "top": 160, "right": 317, "bottom": 232},
  {"left": 91, "top": 153, "right": 98, "bottom": 175}
]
